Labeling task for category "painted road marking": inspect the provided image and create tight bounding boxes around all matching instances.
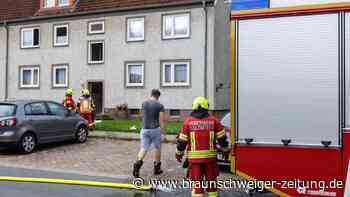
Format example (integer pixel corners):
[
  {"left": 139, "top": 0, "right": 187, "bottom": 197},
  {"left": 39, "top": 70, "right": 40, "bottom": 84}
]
[{"left": 0, "top": 176, "right": 152, "bottom": 191}]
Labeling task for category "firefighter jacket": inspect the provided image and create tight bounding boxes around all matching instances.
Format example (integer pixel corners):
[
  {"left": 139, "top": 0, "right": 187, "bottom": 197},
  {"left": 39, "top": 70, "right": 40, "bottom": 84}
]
[
  {"left": 63, "top": 96, "right": 76, "bottom": 111},
  {"left": 176, "top": 114, "right": 229, "bottom": 163},
  {"left": 78, "top": 96, "right": 95, "bottom": 113}
]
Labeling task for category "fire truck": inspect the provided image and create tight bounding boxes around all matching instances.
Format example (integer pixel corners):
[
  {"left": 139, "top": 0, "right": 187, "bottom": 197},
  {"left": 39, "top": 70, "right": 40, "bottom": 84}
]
[{"left": 229, "top": 2, "right": 350, "bottom": 197}]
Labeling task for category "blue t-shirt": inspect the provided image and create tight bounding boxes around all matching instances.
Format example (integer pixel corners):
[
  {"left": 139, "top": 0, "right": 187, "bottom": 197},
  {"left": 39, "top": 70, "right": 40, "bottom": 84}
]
[{"left": 142, "top": 100, "right": 165, "bottom": 129}]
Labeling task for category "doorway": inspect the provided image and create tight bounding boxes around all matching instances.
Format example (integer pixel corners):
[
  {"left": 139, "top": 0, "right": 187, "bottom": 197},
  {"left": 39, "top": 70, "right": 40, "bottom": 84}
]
[{"left": 88, "top": 81, "right": 103, "bottom": 114}]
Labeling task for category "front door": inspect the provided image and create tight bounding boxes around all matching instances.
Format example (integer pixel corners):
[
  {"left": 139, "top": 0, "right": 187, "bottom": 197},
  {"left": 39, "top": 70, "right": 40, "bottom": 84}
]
[{"left": 88, "top": 81, "right": 103, "bottom": 114}]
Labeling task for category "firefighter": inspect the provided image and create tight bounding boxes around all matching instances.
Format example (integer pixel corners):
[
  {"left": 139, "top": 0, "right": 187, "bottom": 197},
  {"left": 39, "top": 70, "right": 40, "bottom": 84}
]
[
  {"left": 175, "top": 97, "right": 230, "bottom": 197},
  {"left": 62, "top": 88, "right": 76, "bottom": 112},
  {"left": 77, "top": 88, "right": 95, "bottom": 130}
]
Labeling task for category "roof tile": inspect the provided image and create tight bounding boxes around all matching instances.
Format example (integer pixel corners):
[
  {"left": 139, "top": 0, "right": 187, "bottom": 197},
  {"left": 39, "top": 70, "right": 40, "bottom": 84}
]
[{"left": 0, "top": 0, "right": 198, "bottom": 22}]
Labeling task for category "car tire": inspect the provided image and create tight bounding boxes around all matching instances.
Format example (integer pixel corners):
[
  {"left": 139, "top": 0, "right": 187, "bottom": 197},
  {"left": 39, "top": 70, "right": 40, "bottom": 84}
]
[
  {"left": 76, "top": 126, "right": 88, "bottom": 143},
  {"left": 18, "top": 132, "right": 37, "bottom": 154}
]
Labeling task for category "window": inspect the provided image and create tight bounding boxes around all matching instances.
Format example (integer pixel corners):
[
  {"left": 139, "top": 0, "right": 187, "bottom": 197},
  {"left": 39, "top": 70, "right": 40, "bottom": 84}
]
[
  {"left": 54, "top": 24, "right": 68, "bottom": 46},
  {"left": 163, "top": 13, "right": 190, "bottom": 39},
  {"left": 162, "top": 61, "right": 190, "bottom": 86},
  {"left": 47, "top": 102, "right": 67, "bottom": 117},
  {"left": 88, "top": 21, "right": 105, "bottom": 34},
  {"left": 126, "top": 63, "right": 144, "bottom": 87},
  {"left": 129, "top": 109, "right": 140, "bottom": 115},
  {"left": 127, "top": 17, "right": 145, "bottom": 42},
  {"left": 44, "top": 0, "right": 55, "bottom": 8},
  {"left": 20, "top": 66, "right": 40, "bottom": 88},
  {"left": 43, "top": 0, "right": 70, "bottom": 8},
  {"left": 52, "top": 65, "right": 68, "bottom": 88},
  {"left": 25, "top": 102, "right": 48, "bottom": 115},
  {"left": 21, "top": 27, "right": 40, "bottom": 48},
  {"left": 88, "top": 41, "right": 104, "bottom": 64},
  {"left": 58, "top": 0, "right": 69, "bottom": 6},
  {"left": 170, "top": 110, "right": 181, "bottom": 117}
]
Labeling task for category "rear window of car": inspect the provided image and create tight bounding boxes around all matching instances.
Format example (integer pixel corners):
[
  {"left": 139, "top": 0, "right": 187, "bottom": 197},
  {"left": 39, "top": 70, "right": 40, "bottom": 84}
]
[
  {"left": 0, "top": 104, "right": 17, "bottom": 118},
  {"left": 25, "top": 102, "right": 48, "bottom": 115}
]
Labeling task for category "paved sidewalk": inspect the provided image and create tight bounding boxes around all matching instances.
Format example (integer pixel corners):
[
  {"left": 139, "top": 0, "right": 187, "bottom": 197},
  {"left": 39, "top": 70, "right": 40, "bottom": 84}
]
[{"left": 90, "top": 131, "right": 177, "bottom": 143}]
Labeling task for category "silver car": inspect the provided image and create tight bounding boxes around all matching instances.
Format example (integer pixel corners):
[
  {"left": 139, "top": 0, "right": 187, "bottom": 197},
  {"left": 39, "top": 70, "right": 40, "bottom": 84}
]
[{"left": 0, "top": 100, "right": 89, "bottom": 154}]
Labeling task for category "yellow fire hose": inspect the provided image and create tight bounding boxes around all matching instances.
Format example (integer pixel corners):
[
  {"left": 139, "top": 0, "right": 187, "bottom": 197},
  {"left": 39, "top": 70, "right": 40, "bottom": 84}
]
[{"left": 0, "top": 176, "right": 152, "bottom": 191}]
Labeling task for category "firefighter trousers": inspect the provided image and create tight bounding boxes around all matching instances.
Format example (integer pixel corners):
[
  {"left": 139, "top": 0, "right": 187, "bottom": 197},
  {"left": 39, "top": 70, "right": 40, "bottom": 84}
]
[{"left": 189, "top": 161, "right": 219, "bottom": 197}]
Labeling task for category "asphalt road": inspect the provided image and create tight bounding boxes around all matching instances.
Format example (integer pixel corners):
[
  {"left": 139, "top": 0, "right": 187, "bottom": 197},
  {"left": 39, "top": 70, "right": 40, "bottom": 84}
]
[{"left": 0, "top": 166, "right": 276, "bottom": 197}]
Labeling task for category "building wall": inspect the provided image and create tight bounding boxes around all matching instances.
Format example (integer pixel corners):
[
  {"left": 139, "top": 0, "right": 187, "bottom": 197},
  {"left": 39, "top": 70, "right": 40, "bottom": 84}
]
[
  {"left": 270, "top": 0, "right": 350, "bottom": 8},
  {"left": 0, "top": 26, "right": 6, "bottom": 100},
  {"left": 213, "top": 0, "right": 230, "bottom": 110},
  {"left": 6, "top": 7, "right": 216, "bottom": 111}
]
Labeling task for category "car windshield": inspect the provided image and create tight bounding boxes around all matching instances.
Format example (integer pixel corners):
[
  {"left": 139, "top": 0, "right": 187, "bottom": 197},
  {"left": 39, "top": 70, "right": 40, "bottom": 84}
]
[
  {"left": 221, "top": 113, "right": 230, "bottom": 128},
  {"left": 0, "top": 104, "right": 16, "bottom": 118}
]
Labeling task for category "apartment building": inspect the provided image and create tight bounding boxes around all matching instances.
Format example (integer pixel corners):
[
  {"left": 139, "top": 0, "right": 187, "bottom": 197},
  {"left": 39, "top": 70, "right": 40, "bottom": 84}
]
[{"left": 0, "top": 0, "right": 230, "bottom": 118}]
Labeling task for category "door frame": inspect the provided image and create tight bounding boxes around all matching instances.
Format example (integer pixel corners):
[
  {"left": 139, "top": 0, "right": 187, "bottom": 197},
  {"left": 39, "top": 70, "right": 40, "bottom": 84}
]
[{"left": 86, "top": 80, "right": 105, "bottom": 115}]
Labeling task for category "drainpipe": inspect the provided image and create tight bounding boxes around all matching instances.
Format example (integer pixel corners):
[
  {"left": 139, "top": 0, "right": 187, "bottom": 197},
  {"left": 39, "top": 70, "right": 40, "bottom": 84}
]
[
  {"left": 202, "top": 0, "right": 208, "bottom": 98},
  {"left": 4, "top": 21, "right": 9, "bottom": 100}
]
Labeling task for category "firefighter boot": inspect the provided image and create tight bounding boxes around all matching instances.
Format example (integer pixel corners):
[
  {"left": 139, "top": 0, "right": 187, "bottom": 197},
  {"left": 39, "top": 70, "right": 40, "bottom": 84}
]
[
  {"left": 154, "top": 162, "right": 163, "bottom": 175},
  {"left": 133, "top": 160, "right": 143, "bottom": 178}
]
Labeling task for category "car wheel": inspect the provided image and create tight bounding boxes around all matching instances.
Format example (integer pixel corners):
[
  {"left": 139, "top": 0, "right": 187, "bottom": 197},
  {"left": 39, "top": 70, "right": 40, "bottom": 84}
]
[
  {"left": 18, "top": 133, "right": 36, "bottom": 154},
  {"left": 76, "top": 126, "right": 88, "bottom": 143}
]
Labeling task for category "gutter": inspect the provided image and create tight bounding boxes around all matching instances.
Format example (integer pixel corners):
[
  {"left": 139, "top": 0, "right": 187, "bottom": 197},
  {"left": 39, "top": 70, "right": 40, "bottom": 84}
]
[
  {"left": 203, "top": 0, "right": 208, "bottom": 98},
  {"left": 1, "top": 0, "right": 214, "bottom": 25},
  {"left": 4, "top": 21, "right": 8, "bottom": 100}
]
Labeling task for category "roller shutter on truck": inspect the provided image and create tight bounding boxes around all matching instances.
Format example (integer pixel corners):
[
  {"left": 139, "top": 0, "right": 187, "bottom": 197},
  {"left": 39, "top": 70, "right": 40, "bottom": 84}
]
[{"left": 236, "top": 13, "right": 341, "bottom": 146}]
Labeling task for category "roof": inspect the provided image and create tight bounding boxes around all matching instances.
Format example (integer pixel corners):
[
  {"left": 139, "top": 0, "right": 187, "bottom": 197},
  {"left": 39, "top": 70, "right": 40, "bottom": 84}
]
[
  {"left": 0, "top": 0, "right": 39, "bottom": 21},
  {"left": 0, "top": 0, "right": 209, "bottom": 23}
]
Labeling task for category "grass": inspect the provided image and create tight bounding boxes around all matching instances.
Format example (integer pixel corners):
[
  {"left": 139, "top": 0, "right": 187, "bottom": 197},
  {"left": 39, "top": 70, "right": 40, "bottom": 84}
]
[{"left": 95, "top": 119, "right": 183, "bottom": 135}]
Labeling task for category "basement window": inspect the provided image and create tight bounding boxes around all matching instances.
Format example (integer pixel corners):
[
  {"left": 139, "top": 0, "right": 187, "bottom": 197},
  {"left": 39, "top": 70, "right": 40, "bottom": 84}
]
[
  {"left": 170, "top": 110, "right": 180, "bottom": 117},
  {"left": 88, "top": 40, "right": 104, "bottom": 64},
  {"left": 21, "top": 27, "right": 40, "bottom": 49}
]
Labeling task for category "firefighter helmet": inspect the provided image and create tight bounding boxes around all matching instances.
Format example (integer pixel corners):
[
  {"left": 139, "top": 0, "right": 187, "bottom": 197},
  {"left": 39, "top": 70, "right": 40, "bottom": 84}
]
[
  {"left": 66, "top": 88, "right": 73, "bottom": 96},
  {"left": 192, "top": 96, "right": 209, "bottom": 110},
  {"left": 82, "top": 89, "right": 90, "bottom": 96}
]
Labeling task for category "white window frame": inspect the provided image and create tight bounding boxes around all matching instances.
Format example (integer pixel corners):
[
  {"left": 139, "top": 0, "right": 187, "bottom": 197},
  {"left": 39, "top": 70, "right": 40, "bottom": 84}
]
[
  {"left": 21, "top": 27, "right": 40, "bottom": 49},
  {"left": 54, "top": 24, "right": 69, "bottom": 46},
  {"left": 20, "top": 67, "right": 40, "bottom": 88},
  {"left": 58, "top": 0, "right": 69, "bottom": 6},
  {"left": 88, "top": 21, "right": 105, "bottom": 34},
  {"left": 127, "top": 17, "right": 145, "bottom": 42},
  {"left": 162, "top": 61, "right": 190, "bottom": 86},
  {"left": 52, "top": 64, "right": 68, "bottom": 88},
  {"left": 162, "top": 13, "right": 190, "bottom": 39},
  {"left": 44, "top": 0, "right": 55, "bottom": 8},
  {"left": 88, "top": 40, "right": 105, "bottom": 64},
  {"left": 126, "top": 63, "right": 145, "bottom": 87}
]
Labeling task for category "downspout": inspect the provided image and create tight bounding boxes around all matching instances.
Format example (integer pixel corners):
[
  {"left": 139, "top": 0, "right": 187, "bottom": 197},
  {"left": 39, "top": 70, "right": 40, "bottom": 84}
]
[
  {"left": 202, "top": 0, "right": 208, "bottom": 98},
  {"left": 4, "top": 21, "right": 9, "bottom": 100}
]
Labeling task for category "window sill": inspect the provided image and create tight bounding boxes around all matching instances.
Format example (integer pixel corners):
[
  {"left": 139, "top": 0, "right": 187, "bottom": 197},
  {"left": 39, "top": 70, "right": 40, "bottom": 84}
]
[
  {"left": 52, "top": 85, "right": 68, "bottom": 89},
  {"left": 126, "top": 84, "right": 145, "bottom": 88},
  {"left": 54, "top": 43, "right": 69, "bottom": 47},
  {"left": 162, "top": 35, "right": 190, "bottom": 40},
  {"left": 21, "top": 46, "right": 40, "bottom": 49},
  {"left": 19, "top": 86, "right": 40, "bottom": 89},
  {"left": 88, "top": 61, "right": 105, "bottom": 65}
]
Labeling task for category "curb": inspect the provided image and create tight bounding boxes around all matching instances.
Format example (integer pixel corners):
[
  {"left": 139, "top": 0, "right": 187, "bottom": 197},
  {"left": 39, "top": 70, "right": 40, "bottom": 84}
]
[{"left": 90, "top": 131, "right": 177, "bottom": 143}]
